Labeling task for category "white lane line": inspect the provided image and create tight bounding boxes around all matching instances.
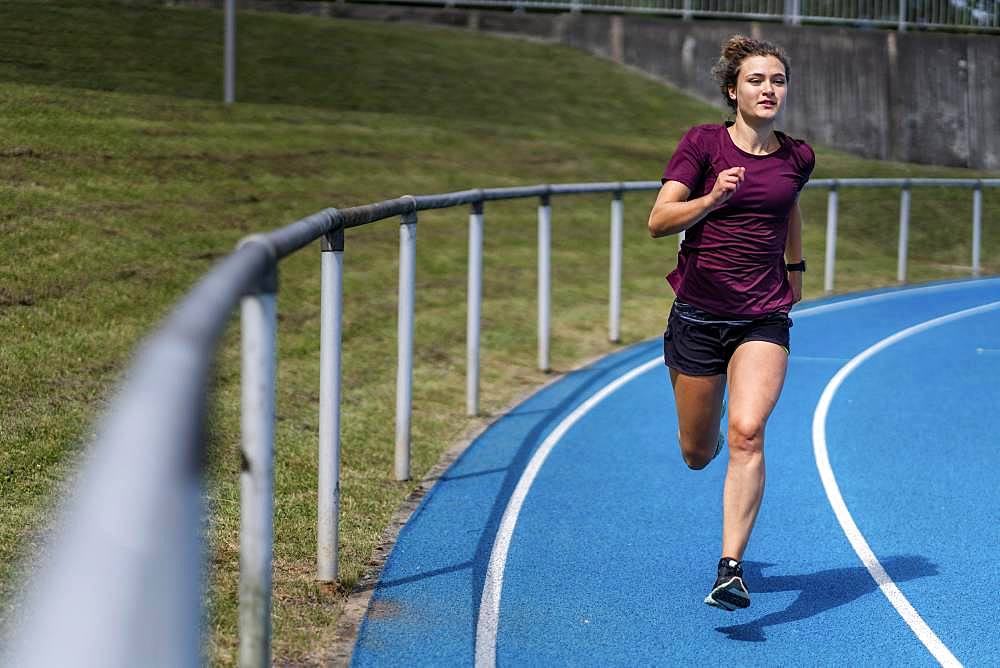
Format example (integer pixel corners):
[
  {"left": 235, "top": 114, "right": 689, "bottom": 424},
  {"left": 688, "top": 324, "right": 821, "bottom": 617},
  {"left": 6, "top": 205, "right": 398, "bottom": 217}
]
[
  {"left": 812, "top": 299, "right": 1000, "bottom": 668},
  {"left": 474, "top": 278, "right": 999, "bottom": 667},
  {"left": 474, "top": 357, "right": 662, "bottom": 668},
  {"left": 790, "top": 277, "right": 1000, "bottom": 319}
]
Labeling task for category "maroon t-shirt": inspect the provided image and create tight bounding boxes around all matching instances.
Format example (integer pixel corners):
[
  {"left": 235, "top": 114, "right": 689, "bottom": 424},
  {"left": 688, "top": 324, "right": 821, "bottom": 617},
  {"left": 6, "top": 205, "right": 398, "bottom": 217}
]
[{"left": 661, "top": 123, "right": 815, "bottom": 317}]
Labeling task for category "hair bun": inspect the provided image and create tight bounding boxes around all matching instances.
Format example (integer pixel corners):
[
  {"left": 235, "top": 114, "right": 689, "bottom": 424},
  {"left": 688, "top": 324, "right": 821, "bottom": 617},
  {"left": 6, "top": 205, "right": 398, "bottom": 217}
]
[{"left": 722, "top": 35, "right": 754, "bottom": 61}]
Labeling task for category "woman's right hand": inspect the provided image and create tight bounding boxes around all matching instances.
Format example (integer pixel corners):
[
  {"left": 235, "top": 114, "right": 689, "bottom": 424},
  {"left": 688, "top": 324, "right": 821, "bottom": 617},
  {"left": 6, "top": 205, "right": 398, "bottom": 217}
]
[{"left": 709, "top": 166, "right": 746, "bottom": 209}]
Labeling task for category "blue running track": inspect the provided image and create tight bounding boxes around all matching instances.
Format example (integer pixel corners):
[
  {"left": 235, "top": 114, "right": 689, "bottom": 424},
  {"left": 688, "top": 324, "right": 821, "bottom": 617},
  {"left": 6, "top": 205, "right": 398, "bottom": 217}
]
[{"left": 351, "top": 278, "right": 1000, "bottom": 666}]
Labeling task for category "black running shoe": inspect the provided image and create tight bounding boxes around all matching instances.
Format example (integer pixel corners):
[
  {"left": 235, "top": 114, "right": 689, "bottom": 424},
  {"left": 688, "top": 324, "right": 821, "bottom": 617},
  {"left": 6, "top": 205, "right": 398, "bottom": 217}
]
[
  {"left": 704, "top": 557, "right": 750, "bottom": 610},
  {"left": 712, "top": 398, "right": 727, "bottom": 462}
]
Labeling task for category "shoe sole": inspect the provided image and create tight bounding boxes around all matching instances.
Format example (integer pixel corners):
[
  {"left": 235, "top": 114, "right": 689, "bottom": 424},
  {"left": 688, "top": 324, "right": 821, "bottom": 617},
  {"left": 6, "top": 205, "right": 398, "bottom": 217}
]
[{"left": 704, "top": 576, "right": 750, "bottom": 611}]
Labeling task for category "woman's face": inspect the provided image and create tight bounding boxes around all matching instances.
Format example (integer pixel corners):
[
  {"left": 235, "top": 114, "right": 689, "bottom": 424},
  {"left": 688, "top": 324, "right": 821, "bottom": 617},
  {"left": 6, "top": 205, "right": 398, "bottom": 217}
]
[{"left": 729, "top": 55, "right": 787, "bottom": 122}]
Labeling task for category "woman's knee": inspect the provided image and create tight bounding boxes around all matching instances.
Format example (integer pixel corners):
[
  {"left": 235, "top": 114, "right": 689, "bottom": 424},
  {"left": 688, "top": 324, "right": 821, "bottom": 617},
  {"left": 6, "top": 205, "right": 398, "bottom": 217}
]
[
  {"left": 727, "top": 416, "right": 765, "bottom": 454},
  {"left": 682, "top": 448, "right": 713, "bottom": 470},
  {"left": 679, "top": 432, "right": 717, "bottom": 470}
]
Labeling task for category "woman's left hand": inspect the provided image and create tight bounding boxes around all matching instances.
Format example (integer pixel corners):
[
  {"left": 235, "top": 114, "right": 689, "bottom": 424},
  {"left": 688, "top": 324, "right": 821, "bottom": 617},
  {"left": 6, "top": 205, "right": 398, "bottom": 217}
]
[{"left": 789, "top": 271, "right": 803, "bottom": 303}]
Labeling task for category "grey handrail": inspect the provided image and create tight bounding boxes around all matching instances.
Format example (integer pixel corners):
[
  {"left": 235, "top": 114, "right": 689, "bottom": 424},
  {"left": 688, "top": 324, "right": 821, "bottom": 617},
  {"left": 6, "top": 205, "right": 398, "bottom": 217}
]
[
  {"left": 5, "top": 243, "right": 273, "bottom": 668},
  {"left": 366, "top": 0, "right": 1000, "bottom": 32},
  {"left": 6, "top": 177, "right": 996, "bottom": 668}
]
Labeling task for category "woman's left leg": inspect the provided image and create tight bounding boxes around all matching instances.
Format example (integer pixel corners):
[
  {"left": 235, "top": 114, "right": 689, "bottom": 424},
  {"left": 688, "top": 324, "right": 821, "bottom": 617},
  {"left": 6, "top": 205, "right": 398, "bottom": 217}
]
[{"left": 721, "top": 340, "right": 789, "bottom": 560}]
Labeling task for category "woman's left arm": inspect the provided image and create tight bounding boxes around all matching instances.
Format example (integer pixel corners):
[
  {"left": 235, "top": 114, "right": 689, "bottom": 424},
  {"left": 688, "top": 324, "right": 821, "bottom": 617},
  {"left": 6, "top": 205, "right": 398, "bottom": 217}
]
[{"left": 786, "top": 201, "right": 804, "bottom": 303}]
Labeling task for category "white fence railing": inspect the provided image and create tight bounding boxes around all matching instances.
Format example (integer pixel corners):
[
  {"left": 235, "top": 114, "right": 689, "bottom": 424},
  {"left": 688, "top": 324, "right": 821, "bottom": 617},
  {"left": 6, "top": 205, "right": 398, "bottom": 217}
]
[
  {"left": 366, "top": 0, "right": 1000, "bottom": 32},
  {"left": 5, "top": 178, "right": 998, "bottom": 667}
]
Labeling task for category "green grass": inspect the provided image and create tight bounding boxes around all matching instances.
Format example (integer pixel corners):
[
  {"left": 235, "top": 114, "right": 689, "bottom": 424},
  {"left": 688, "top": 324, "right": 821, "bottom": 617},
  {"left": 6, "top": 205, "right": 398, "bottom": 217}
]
[{"left": 1, "top": 0, "right": 998, "bottom": 663}]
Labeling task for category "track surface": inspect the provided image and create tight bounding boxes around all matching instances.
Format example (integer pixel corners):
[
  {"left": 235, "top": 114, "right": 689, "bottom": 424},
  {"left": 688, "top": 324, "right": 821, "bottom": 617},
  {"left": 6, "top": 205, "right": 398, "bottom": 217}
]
[{"left": 352, "top": 279, "right": 1000, "bottom": 666}]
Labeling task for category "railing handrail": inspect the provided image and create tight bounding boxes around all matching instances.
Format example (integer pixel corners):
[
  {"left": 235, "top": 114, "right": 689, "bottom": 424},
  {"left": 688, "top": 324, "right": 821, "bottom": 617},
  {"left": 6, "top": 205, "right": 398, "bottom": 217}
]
[
  {"left": 362, "top": 0, "right": 1000, "bottom": 33},
  {"left": 7, "top": 176, "right": 996, "bottom": 667},
  {"left": 810, "top": 178, "right": 1000, "bottom": 188}
]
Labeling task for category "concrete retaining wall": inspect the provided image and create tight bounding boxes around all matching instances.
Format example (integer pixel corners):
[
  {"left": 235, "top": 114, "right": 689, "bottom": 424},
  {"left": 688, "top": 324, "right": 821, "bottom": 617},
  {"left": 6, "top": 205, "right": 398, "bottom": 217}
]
[{"left": 169, "top": 1, "right": 1000, "bottom": 170}]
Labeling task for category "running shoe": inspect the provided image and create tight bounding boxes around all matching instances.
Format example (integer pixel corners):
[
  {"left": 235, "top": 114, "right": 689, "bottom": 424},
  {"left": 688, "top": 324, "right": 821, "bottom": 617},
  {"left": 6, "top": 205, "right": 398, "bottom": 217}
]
[
  {"left": 704, "top": 557, "right": 750, "bottom": 610},
  {"left": 712, "top": 398, "right": 727, "bottom": 462},
  {"left": 711, "top": 431, "right": 724, "bottom": 461}
]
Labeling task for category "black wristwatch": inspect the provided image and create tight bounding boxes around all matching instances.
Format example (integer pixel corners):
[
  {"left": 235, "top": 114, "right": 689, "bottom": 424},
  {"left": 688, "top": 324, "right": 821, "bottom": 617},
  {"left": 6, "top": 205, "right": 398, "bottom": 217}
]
[{"left": 786, "top": 258, "right": 807, "bottom": 272}]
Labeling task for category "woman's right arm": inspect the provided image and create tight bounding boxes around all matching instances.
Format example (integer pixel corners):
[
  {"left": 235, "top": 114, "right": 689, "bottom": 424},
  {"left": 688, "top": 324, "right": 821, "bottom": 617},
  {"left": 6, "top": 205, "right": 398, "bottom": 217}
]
[{"left": 647, "top": 167, "right": 746, "bottom": 238}]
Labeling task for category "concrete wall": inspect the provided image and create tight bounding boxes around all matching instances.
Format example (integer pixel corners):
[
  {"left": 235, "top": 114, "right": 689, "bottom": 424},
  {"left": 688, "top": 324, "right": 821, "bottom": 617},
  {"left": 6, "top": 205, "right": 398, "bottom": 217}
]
[{"left": 171, "top": 1, "right": 1000, "bottom": 170}]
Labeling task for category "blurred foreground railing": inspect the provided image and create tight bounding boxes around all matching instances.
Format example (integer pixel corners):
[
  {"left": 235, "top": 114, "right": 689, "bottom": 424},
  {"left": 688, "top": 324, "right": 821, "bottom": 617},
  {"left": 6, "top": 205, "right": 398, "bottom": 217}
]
[{"left": 5, "top": 177, "right": 998, "bottom": 667}]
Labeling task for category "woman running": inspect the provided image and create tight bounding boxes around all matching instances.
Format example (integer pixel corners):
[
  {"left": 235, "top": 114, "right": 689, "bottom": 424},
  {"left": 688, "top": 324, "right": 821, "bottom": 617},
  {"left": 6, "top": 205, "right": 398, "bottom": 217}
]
[{"left": 646, "top": 35, "right": 814, "bottom": 611}]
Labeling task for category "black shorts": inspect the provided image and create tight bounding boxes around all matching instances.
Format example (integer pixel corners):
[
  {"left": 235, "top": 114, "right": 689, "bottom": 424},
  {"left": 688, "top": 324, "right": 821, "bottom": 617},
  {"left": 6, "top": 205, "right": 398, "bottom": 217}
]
[{"left": 663, "top": 300, "right": 792, "bottom": 376}]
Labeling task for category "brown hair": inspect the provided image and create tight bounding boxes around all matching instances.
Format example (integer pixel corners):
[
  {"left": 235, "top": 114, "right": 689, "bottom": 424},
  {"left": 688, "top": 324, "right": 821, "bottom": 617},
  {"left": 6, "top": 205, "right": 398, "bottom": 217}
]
[{"left": 712, "top": 35, "right": 791, "bottom": 113}]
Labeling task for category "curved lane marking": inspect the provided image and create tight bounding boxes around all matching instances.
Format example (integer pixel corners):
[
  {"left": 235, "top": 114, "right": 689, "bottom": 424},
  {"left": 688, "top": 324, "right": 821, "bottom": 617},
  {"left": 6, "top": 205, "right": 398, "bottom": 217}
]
[
  {"left": 474, "top": 356, "right": 662, "bottom": 668},
  {"left": 812, "top": 299, "right": 1000, "bottom": 667},
  {"left": 474, "top": 279, "right": 1000, "bottom": 667}
]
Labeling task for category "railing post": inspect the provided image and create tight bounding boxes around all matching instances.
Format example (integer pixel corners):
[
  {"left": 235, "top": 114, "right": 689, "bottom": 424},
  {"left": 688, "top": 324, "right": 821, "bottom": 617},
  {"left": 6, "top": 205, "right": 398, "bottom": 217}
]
[
  {"left": 682, "top": 0, "right": 692, "bottom": 20},
  {"left": 467, "top": 201, "right": 484, "bottom": 416},
  {"left": 538, "top": 194, "right": 551, "bottom": 372},
  {"left": 396, "top": 210, "right": 417, "bottom": 481},
  {"left": 897, "top": 183, "right": 911, "bottom": 283},
  {"left": 224, "top": 0, "right": 235, "bottom": 104},
  {"left": 898, "top": 0, "right": 907, "bottom": 31},
  {"left": 785, "top": 0, "right": 801, "bottom": 25},
  {"left": 972, "top": 182, "right": 982, "bottom": 277},
  {"left": 317, "top": 227, "right": 344, "bottom": 583},
  {"left": 609, "top": 191, "right": 623, "bottom": 343},
  {"left": 239, "top": 258, "right": 278, "bottom": 668},
  {"left": 824, "top": 183, "right": 838, "bottom": 294}
]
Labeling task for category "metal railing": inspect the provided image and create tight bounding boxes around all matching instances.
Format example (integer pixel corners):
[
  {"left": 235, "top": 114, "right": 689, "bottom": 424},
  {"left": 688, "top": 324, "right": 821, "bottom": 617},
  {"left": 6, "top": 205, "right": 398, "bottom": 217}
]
[
  {"left": 811, "top": 178, "right": 998, "bottom": 293},
  {"left": 5, "top": 177, "right": 997, "bottom": 667},
  {"left": 374, "top": 0, "right": 1000, "bottom": 32}
]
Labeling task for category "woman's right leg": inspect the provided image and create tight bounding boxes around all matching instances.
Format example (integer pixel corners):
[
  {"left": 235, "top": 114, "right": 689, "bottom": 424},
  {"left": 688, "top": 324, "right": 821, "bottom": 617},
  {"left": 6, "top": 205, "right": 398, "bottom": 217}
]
[{"left": 669, "top": 368, "right": 727, "bottom": 470}]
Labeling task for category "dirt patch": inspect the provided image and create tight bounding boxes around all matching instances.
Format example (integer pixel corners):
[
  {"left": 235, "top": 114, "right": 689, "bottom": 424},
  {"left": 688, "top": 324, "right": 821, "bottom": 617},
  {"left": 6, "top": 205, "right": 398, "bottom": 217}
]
[
  {"left": 0, "top": 147, "right": 39, "bottom": 159},
  {"left": 0, "top": 288, "right": 36, "bottom": 307},
  {"left": 365, "top": 598, "right": 403, "bottom": 621}
]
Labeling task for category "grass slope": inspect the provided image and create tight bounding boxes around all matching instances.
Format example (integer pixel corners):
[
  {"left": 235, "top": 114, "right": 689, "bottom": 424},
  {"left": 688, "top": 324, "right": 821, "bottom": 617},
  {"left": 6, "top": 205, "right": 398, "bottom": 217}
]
[{"left": 1, "top": 0, "right": 997, "bottom": 663}]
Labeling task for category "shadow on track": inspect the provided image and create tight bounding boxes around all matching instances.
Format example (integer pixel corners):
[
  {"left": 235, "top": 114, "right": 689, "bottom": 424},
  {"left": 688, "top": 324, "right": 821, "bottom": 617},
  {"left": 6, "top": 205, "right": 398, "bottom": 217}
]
[{"left": 716, "top": 555, "right": 940, "bottom": 642}]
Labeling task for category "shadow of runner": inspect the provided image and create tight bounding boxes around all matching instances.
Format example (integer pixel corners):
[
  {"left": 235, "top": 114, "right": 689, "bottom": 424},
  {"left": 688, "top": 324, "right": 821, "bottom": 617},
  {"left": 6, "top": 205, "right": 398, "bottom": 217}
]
[{"left": 716, "top": 555, "right": 940, "bottom": 642}]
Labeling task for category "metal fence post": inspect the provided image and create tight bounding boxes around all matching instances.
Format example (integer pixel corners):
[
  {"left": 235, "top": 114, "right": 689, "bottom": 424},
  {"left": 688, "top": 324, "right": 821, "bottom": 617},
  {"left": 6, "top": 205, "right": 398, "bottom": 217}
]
[
  {"left": 897, "top": 183, "right": 911, "bottom": 283},
  {"left": 824, "top": 184, "right": 839, "bottom": 294},
  {"left": 785, "top": 0, "right": 801, "bottom": 25},
  {"left": 239, "top": 260, "right": 278, "bottom": 668},
  {"left": 467, "top": 201, "right": 484, "bottom": 416},
  {"left": 972, "top": 182, "right": 982, "bottom": 277},
  {"left": 396, "top": 211, "right": 417, "bottom": 481},
  {"left": 538, "top": 194, "right": 552, "bottom": 372},
  {"left": 224, "top": 0, "right": 235, "bottom": 104},
  {"left": 609, "top": 191, "right": 623, "bottom": 343},
  {"left": 898, "top": 0, "right": 907, "bottom": 31},
  {"left": 317, "top": 228, "right": 344, "bottom": 583}
]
